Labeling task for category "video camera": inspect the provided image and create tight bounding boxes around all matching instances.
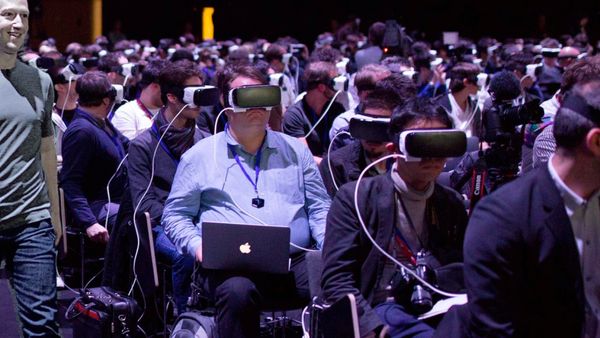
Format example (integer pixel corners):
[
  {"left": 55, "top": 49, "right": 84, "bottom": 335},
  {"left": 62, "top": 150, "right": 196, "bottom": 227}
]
[{"left": 382, "top": 19, "right": 413, "bottom": 57}]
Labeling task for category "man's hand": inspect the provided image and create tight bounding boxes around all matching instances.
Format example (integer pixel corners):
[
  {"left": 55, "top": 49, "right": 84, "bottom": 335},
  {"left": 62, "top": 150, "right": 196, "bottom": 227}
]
[
  {"left": 195, "top": 244, "right": 203, "bottom": 262},
  {"left": 86, "top": 223, "right": 109, "bottom": 243},
  {"left": 433, "top": 64, "right": 446, "bottom": 86}
]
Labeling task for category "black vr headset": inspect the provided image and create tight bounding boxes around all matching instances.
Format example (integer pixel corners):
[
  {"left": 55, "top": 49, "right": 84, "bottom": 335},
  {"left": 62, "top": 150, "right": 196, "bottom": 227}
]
[
  {"left": 398, "top": 129, "right": 467, "bottom": 162},
  {"left": 182, "top": 86, "right": 220, "bottom": 108},
  {"left": 227, "top": 85, "right": 281, "bottom": 113},
  {"left": 349, "top": 115, "right": 392, "bottom": 143},
  {"left": 541, "top": 48, "right": 561, "bottom": 58}
]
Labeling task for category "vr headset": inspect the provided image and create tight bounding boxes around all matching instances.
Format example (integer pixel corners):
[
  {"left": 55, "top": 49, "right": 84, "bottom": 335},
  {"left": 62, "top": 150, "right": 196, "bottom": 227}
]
[
  {"left": 34, "top": 56, "right": 55, "bottom": 70},
  {"left": 119, "top": 63, "right": 139, "bottom": 78},
  {"left": 111, "top": 84, "right": 124, "bottom": 103},
  {"left": 398, "top": 129, "right": 466, "bottom": 162},
  {"left": 79, "top": 57, "right": 99, "bottom": 69},
  {"left": 227, "top": 85, "right": 281, "bottom": 113},
  {"left": 59, "top": 63, "right": 85, "bottom": 83},
  {"left": 336, "top": 58, "right": 350, "bottom": 76},
  {"left": 332, "top": 75, "right": 349, "bottom": 92},
  {"left": 541, "top": 48, "right": 561, "bottom": 58},
  {"left": 349, "top": 115, "right": 391, "bottom": 143},
  {"left": 282, "top": 53, "right": 293, "bottom": 65},
  {"left": 182, "top": 86, "right": 220, "bottom": 108},
  {"left": 269, "top": 73, "right": 285, "bottom": 87}
]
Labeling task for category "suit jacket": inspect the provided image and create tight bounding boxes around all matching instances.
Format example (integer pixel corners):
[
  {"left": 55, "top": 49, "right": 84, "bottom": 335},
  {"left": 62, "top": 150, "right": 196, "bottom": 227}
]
[
  {"left": 435, "top": 166, "right": 585, "bottom": 338},
  {"left": 319, "top": 140, "right": 368, "bottom": 198},
  {"left": 321, "top": 173, "right": 468, "bottom": 335}
]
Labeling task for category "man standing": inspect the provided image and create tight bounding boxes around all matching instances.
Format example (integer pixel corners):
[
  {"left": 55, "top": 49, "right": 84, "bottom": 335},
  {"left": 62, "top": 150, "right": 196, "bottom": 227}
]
[
  {"left": 163, "top": 64, "right": 330, "bottom": 337},
  {"left": 436, "top": 78, "right": 600, "bottom": 337},
  {"left": 0, "top": 0, "right": 60, "bottom": 336}
]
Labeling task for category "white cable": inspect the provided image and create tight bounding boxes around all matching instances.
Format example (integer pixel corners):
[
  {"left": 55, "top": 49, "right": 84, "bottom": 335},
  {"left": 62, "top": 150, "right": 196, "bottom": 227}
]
[
  {"left": 212, "top": 107, "right": 234, "bottom": 165},
  {"left": 291, "top": 56, "right": 300, "bottom": 97},
  {"left": 60, "top": 78, "right": 73, "bottom": 119},
  {"left": 326, "top": 131, "right": 351, "bottom": 191},
  {"left": 301, "top": 305, "right": 309, "bottom": 338},
  {"left": 304, "top": 90, "right": 342, "bottom": 139},
  {"left": 228, "top": 195, "right": 318, "bottom": 253},
  {"left": 353, "top": 153, "right": 466, "bottom": 298},
  {"left": 122, "top": 74, "right": 130, "bottom": 87},
  {"left": 129, "top": 103, "right": 190, "bottom": 297},
  {"left": 105, "top": 154, "right": 129, "bottom": 232}
]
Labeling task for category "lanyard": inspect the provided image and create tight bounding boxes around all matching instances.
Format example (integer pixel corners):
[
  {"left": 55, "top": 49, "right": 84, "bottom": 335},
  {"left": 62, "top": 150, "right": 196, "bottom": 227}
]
[
  {"left": 392, "top": 194, "right": 428, "bottom": 265},
  {"left": 77, "top": 108, "right": 125, "bottom": 160},
  {"left": 136, "top": 99, "right": 154, "bottom": 120},
  {"left": 151, "top": 123, "right": 179, "bottom": 166},
  {"left": 227, "top": 139, "right": 265, "bottom": 197}
]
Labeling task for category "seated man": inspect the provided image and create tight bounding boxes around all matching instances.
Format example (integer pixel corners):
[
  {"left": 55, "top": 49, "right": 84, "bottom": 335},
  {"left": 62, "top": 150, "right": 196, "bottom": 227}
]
[
  {"left": 61, "top": 71, "right": 129, "bottom": 243},
  {"left": 320, "top": 73, "right": 417, "bottom": 197},
  {"left": 283, "top": 61, "right": 346, "bottom": 161},
  {"left": 127, "top": 60, "right": 210, "bottom": 314},
  {"left": 162, "top": 64, "right": 331, "bottom": 337},
  {"left": 321, "top": 98, "right": 468, "bottom": 337},
  {"left": 435, "top": 79, "right": 600, "bottom": 338},
  {"left": 111, "top": 59, "right": 167, "bottom": 140}
]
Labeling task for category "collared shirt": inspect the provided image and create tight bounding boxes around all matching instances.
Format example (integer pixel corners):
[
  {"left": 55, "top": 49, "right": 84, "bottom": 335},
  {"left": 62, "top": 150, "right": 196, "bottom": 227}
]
[
  {"left": 448, "top": 93, "right": 476, "bottom": 137},
  {"left": 162, "top": 128, "right": 331, "bottom": 258},
  {"left": 111, "top": 99, "right": 159, "bottom": 140},
  {"left": 548, "top": 156, "right": 600, "bottom": 336}
]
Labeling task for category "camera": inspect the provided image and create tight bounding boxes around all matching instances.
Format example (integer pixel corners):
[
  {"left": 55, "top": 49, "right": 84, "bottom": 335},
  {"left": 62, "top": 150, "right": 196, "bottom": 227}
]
[
  {"left": 484, "top": 98, "right": 544, "bottom": 144},
  {"left": 382, "top": 19, "right": 413, "bottom": 57},
  {"left": 390, "top": 250, "right": 437, "bottom": 315}
]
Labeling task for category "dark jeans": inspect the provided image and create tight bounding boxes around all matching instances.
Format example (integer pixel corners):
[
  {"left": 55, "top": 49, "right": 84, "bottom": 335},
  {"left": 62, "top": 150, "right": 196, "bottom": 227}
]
[
  {"left": 375, "top": 302, "right": 434, "bottom": 338},
  {"left": 208, "top": 253, "right": 309, "bottom": 338},
  {"left": 0, "top": 220, "right": 59, "bottom": 337},
  {"left": 154, "top": 226, "right": 194, "bottom": 314}
]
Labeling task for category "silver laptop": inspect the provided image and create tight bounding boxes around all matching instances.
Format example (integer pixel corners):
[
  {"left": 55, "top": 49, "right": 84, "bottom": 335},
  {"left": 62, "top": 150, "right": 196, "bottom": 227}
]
[{"left": 201, "top": 221, "right": 291, "bottom": 274}]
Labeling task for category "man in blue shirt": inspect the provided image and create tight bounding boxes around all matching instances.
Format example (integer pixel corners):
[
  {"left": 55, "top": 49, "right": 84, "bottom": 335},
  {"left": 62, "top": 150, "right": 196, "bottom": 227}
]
[
  {"left": 61, "top": 71, "right": 129, "bottom": 243},
  {"left": 163, "top": 64, "right": 330, "bottom": 337}
]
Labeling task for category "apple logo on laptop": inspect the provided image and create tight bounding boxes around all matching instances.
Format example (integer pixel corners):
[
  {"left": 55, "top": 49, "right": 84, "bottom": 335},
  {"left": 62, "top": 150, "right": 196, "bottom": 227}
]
[{"left": 239, "top": 242, "right": 251, "bottom": 254}]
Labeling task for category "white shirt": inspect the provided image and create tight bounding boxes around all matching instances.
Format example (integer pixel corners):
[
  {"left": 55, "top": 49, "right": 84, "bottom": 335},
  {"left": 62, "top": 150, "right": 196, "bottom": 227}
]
[
  {"left": 111, "top": 99, "right": 160, "bottom": 140},
  {"left": 448, "top": 93, "right": 477, "bottom": 137},
  {"left": 548, "top": 156, "right": 600, "bottom": 337},
  {"left": 540, "top": 92, "right": 561, "bottom": 119}
]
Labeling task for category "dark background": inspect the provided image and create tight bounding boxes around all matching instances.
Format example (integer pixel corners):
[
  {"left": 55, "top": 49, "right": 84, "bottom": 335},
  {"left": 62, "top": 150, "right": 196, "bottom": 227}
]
[{"left": 36, "top": 0, "right": 600, "bottom": 48}]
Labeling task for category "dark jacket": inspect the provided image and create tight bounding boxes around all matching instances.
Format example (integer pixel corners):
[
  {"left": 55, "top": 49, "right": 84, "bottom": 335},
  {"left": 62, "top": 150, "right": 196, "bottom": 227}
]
[
  {"left": 319, "top": 140, "right": 368, "bottom": 198},
  {"left": 435, "top": 166, "right": 585, "bottom": 338},
  {"left": 127, "top": 125, "right": 208, "bottom": 226},
  {"left": 321, "top": 173, "right": 468, "bottom": 335},
  {"left": 60, "top": 108, "right": 129, "bottom": 229}
]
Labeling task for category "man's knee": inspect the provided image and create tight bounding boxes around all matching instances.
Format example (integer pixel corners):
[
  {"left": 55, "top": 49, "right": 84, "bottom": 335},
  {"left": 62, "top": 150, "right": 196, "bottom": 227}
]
[{"left": 215, "top": 276, "right": 259, "bottom": 311}]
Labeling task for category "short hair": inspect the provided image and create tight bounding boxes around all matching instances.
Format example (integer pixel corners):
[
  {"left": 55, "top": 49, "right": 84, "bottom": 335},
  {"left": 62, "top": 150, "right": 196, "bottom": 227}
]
[
  {"left": 369, "top": 73, "right": 417, "bottom": 109},
  {"left": 368, "top": 22, "right": 386, "bottom": 46},
  {"left": 216, "top": 64, "right": 268, "bottom": 107},
  {"left": 264, "top": 44, "right": 286, "bottom": 63},
  {"left": 158, "top": 60, "right": 202, "bottom": 104},
  {"left": 389, "top": 98, "right": 453, "bottom": 149},
  {"left": 354, "top": 64, "right": 391, "bottom": 93},
  {"left": 380, "top": 55, "right": 411, "bottom": 73},
  {"left": 554, "top": 79, "right": 600, "bottom": 150},
  {"left": 226, "top": 48, "right": 250, "bottom": 66},
  {"left": 140, "top": 59, "right": 169, "bottom": 89},
  {"left": 170, "top": 48, "right": 195, "bottom": 63},
  {"left": 98, "top": 52, "right": 124, "bottom": 73},
  {"left": 76, "top": 71, "right": 114, "bottom": 107},
  {"left": 304, "top": 61, "right": 336, "bottom": 91},
  {"left": 448, "top": 62, "right": 480, "bottom": 92},
  {"left": 309, "top": 47, "right": 341, "bottom": 63},
  {"left": 560, "top": 56, "right": 600, "bottom": 93},
  {"left": 504, "top": 52, "right": 535, "bottom": 76}
]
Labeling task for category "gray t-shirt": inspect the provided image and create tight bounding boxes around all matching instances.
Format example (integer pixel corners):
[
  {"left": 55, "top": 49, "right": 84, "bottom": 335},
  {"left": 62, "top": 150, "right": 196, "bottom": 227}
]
[{"left": 0, "top": 60, "right": 55, "bottom": 231}]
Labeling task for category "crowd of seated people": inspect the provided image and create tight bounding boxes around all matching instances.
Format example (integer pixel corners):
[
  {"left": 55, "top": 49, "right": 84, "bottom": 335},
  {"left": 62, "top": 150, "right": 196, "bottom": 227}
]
[{"left": 19, "top": 18, "right": 600, "bottom": 338}]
